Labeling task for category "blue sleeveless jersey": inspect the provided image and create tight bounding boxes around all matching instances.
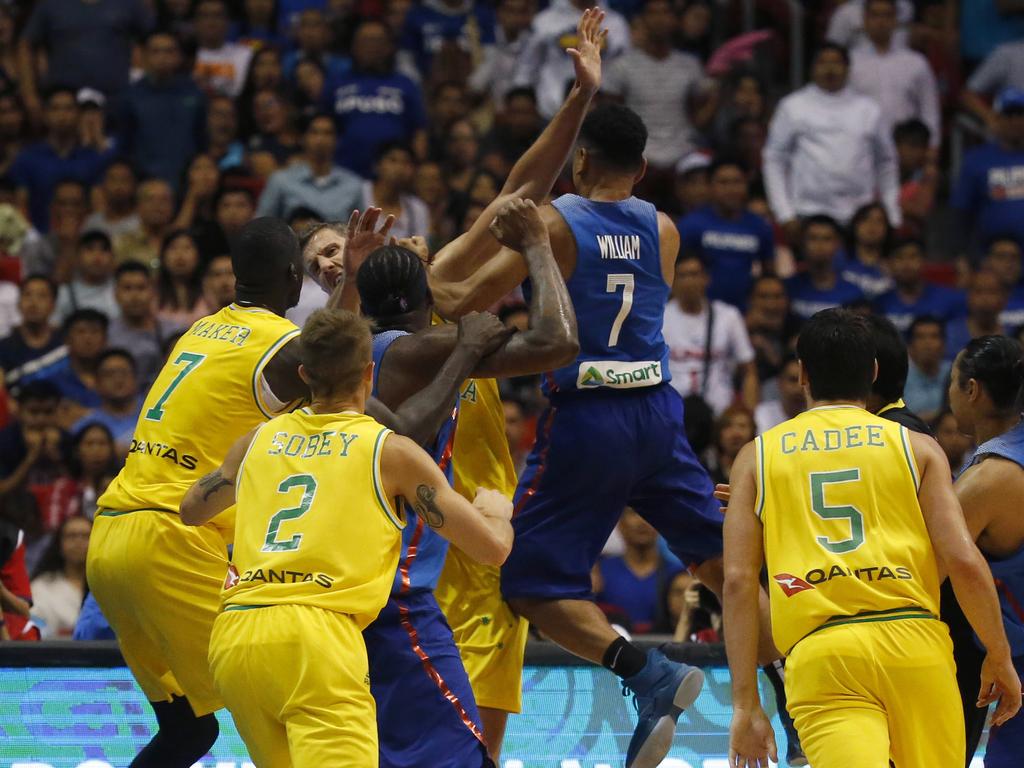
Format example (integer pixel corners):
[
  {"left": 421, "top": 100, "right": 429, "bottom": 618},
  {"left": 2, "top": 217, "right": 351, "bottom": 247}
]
[
  {"left": 965, "top": 421, "right": 1024, "bottom": 657},
  {"left": 372, "top": 330, "right": 459, "bottom": 595},
  {"left": 546, "top": 194, "right": 671, "bottom": 393}
]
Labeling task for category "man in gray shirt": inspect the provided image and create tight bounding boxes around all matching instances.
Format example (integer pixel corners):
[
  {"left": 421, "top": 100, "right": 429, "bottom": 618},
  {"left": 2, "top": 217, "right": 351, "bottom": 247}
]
[
  {"left": 603, "top": 0, "right": 707, "bottom": 172},
  {"left": 964, "top": 39, "right": 1024, "bottom": 133},
  {"left": 255, "top": 114, "right": 364, "bottom": 222}
]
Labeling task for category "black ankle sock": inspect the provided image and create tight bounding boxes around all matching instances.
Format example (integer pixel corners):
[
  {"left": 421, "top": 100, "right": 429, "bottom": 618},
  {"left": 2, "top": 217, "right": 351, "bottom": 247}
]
[{"left": 602, "top": 636, "right": 647, "bottom": 679}]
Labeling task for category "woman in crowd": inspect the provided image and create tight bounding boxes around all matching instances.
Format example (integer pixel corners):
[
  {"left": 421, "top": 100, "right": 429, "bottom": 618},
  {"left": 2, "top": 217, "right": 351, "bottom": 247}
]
[
  {"left": 841, "top": 202, "right": 894, "bottom": 299},
  {"left": 48, "top": 424, "right": 120, "bottom": 524},
  {"left": 708, "top": 405, "right": 756, "bottom": 484},
  {"left": 29, "top": 515, "right": 91, "bottom": 638},
  {"left": 238, "top": 47, "right": 287, "bottom": 139},
  {"left": 658, "top": 570, "right": 722, "bottom": 642},
  {"left": 156, "top": 230, "right": 209, "bottom": 331},
  {"left": 173, "top": 153, "right": 222, "bottom": 232}
]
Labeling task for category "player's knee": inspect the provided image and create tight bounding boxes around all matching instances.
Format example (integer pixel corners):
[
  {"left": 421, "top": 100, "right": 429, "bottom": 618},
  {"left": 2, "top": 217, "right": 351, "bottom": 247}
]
[{"left": 506, "top": 597, "right": 540, "bottom": 622}]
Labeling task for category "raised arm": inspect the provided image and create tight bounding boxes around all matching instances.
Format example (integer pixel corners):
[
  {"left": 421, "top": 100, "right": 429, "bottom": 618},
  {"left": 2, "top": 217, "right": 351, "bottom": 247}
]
[
  {"left": 180, "top": 429, "right": 257, "bottom": 526},
  {"left": 430, "top": 8, "right": 607, "bottom": 284},
  {"left": 722, "top": 441, "right": 779, "bottom": 767},
  {"left": 911, "top": 431, "right": 1021, "bottom": 726},
  {"left": 381, "top": 433, "right": 513, "bottom": 565}
]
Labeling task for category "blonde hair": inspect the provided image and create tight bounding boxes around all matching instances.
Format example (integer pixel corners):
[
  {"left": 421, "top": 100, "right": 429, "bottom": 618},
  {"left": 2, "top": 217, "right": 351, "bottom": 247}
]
[{"left": 299, "top": 309, "right": 373, "bottom": 397}]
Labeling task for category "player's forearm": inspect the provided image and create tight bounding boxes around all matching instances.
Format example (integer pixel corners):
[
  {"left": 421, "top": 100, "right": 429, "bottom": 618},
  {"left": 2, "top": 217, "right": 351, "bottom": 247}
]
[
  {"left": 723, "top": 572, "right": 764, "bottom": 709},
  {"left": 388, "top": 346, "right": 482, "bottom": 447},
  {"left": 435, "top": 487, "right": 512, "bottom": 566},
  {"left": 948, "top": 549, "right": 1014, "bottom": 660},
  {"left": 180, "top": 468, "right": 236, "bottom": 526},
  {"left": 326, "top": 274, "right": 359, "bottom": 313}
]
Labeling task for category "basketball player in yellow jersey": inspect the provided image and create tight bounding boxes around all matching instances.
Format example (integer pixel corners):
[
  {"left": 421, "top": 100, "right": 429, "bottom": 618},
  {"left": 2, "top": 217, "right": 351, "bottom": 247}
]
[
  {"left": 435, "top": 376, "right": 529, "bottom": 760},
  {"left": 723, "top": 308, "right": 1021, "bottom": 768},
  {"left": 178, "top": 308, "right": 514, "bottom": 767}
]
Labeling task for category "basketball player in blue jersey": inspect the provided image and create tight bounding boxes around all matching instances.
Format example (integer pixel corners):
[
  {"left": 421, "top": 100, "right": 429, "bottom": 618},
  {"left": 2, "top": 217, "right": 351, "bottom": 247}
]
[
  {"left": 431, "top": 103, "right": 790, "bottom": 768},
  {"left": 949, "top": 335, "right": 1024, "bottom": 768},
  {"left": 354, "top": 198, "right": 578, "bottom": 768}
]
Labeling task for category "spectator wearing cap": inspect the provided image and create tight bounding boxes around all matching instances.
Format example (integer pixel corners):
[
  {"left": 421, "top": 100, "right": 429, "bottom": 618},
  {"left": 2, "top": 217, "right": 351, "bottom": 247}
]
[
  {"left": 106, "top": 262, "right": 174, "bottom": 389},
  {"left": 53, "top": 231, "right": 118, "bottom": 326},
  {"left": 678, "top": 158, "right": 774, "bottom": 311},
  {"left": 673, "top": 152, "right": 711, "bottom": 218},
  {"left": 469, "top": 0, "right": 535, "bottom": 107},
  {"left": 982, "top": 235, "right": 1024, "bottom": 329},
  {"left": 763, "top": 44, "right": 901, "bottom": 242},
  {"left": 513, "top": 0, "right": 630, "bottom": 120},
  {"left": 952, "top": 87, "right": 1024, "bottom": 256},
  {"left": 120, "top": 32, "right": 207, "bottom": 190},
  {"left": 8, "top": 88, "right": 109, "bottom": 233},
  {"left": 363, "top": 142, "right": 429, "bottom": 241},
  {"left": 0, "top": 276, "right": 63, "bottom": 393},
  {"left": 72, "top": 348, "right": 141, "bottom": 455},
  {"left": 826, "top": 0, "right": 913, "bottom": 52},
  {"left": 193, "top": 0, "right": 254, "bottom": 98},
  {"left": 873, "top": 238, "right": 965, "bottom": 333},
  {"left": 784, "top": 215, "right": 865, "bottom": 322},
  {"left": 323, "top": 20, "right": 428, "bottom": 179},
  {"left": 848, "top": 0, "right": 940, "bottom": 147},
  {"left": 256, "top": 114, "right": 364, "bottom": 222},
  {"left": 17, "top": 0, "right": 152, "bottom": 124},
  {"left": 603, "top": 0, "right": 709, "bottom": 178},
  {"left": 963, "top": 37, "right": 1024, "bottom": 133},
  {"left": 83, "top": 160, "right": 140, "bottom": 241}
]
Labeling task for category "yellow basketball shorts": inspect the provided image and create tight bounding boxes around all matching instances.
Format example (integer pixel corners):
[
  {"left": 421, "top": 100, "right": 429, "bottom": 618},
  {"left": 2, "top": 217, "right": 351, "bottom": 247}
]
[
  {"left": 208, "top": 604, "right": 377, "bottom": 768},
  {"left": 785, "top": 615, "right": 965, "bottom": 768},
  {"left": 435, "top": 545, "right": 529, "bottom": 713},
  {"left": 86, "top": 509, "right": 228, "bottom": 716}
]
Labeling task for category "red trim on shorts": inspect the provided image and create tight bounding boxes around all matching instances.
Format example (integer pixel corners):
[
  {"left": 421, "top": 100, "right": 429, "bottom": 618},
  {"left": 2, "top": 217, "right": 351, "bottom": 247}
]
[
  {"left": 512, "top": 406, "right": 557, "bottom": 518},
  {"left": 995, "top": 578, "right": 1024, "bottom": 624},
  {"left": 396, "top": 515, "right": 486, "bottom": 746}
]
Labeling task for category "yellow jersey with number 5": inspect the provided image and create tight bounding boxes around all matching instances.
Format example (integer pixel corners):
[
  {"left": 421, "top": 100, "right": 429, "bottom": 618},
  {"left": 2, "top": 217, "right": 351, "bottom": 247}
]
[
  {"left": 225, "top": 409, "right": 402, "bottom": 627},
  {"left": 98, "top": 304, "right": 300, "bottom": 526},
  {"left": 756, "top": 405, "right": 941, "bottom": 655}
]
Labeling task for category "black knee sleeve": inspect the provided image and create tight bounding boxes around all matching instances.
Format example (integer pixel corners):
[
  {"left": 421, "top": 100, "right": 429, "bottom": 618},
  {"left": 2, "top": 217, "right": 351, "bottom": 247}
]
[{"left": 129, "top": 696, "right": 219, "bottom": 768}]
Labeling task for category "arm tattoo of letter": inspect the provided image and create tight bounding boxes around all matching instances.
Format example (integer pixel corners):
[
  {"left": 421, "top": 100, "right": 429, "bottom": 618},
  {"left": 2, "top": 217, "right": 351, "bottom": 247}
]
[
  {"left": 413, "top": 484, "right": 445, "bottom": 529},
  {"left": 198, "top": 469, "right": 231, "bottom": 501}
]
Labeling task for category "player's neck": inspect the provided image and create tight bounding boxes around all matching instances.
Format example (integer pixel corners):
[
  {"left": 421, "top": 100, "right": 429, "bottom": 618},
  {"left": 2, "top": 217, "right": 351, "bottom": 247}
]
[
  {"left": 974, "top": 413, "right": 1022, "bottom": 446},
  {"left": 579, "top": 179, "right": 633, "bottom": 202},
  {"left": 807, "top": 397, "right": 866, "bottom": 410},
  {"left": 235, "top": 294, "right": 286, "bottom": 317},
  {"left": 309, "top": 396, "right": 364, "bottom": 415}
]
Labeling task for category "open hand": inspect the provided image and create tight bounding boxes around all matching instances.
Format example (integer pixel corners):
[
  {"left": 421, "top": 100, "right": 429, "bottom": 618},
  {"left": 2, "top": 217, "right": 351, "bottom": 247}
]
[
  {"left": 489, "top": 198, "right": 548, "bottom": 251},
  {"left": 729, "top": 706, "right": 779, "bottom": 768},
  {"left": 344, "top": 207, "right": 396, "bottom": 277},
  {"left": 568, "top": 7, "right": 608, "bottom": 96},
  {"left": 979, "top": 653, "right": 1023, "bottom": 726}
]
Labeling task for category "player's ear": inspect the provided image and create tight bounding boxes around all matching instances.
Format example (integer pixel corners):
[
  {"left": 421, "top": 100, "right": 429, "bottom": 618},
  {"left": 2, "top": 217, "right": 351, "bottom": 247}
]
[
  {"left": 797, "top": 359, "right": 809, "bottom": 389},
  {"left": 633, "top": 157, "right": 648, "bottom": 186},
  {"left": 297, "top": 363, "right": 311, "bottom": 387},
  {"left": 871, "top": 358, "right": 879, "bottom": 384}
]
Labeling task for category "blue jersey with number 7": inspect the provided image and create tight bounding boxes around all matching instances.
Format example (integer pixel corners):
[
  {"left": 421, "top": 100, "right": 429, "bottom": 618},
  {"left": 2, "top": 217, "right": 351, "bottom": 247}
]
[{"left": 545, "top": 194, "right": 670, "bottom": 394}]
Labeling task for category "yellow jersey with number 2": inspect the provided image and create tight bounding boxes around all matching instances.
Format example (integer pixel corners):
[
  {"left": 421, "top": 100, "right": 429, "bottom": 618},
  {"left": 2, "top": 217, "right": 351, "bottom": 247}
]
[
  {"left": 756, "top": 405, "right": 941, "bottom": 655},
  {"left": 99, "top": 304, "right": 300, "bottom": 530},
  {"left": 225, "top": 409, "right": 402, "bottom": 628}
]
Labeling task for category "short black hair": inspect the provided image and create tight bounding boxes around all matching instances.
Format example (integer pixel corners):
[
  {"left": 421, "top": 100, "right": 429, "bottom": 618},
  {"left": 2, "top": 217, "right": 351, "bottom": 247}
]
[
  {"left": 865, "top": 314, "right": 907, "bottom": 403},
  {"left": 578, "top": 103, "right": 647, "bottom": 173},
  {"left": 864, "top": 0, "right": 897, "bottom": 10},
  {"left": 97, "top": 347, "right": 137, "bottom": 373},
  {"left": 114, "top": 260, "right": 151, "bottom": 281},
  {"left": 504, "top": 86, "right": 537, "bottom": 106},
  {"left": 44, "top": 85, "right": 78, "bottom": 104},
  {"left": 802, "top": 214, "right": 842, "bottom": 238},
  {"left": 889, "top": 236, "right": 925, "bottom": 257},
  {"left": 21, "top": 273, "right": 57, "bottom": 298},
  {"left": 78, "top": 229, "right": 113, "bottom": 251},
  {"left": 299, "top": 111, "right": 335, "bottom": 135},
  {"left": 986, "top": 233, "right": 1022, "bottom": 253},
  {"left": 707, "top": 156, "right": 748, "bottom": 179},
  {"left": 63, "top": 308, "right": 109, "bottom": 334},
  {"left": 893, "top": 118, "right": 931, "bottom": 147},
  {"left": 15, "top": 379, "right": 61, "bottom": 405},
  {"left": 956, "top": 335, "right": 1024, "bottom": 413},
  {"left": 814, "top": 42, "right": 850, "bottom": 68},
  {"left": 357, "top": 245, "right": 430, "bottom": 323},
  {"left": 375, "top": 140, "right": 414, "bottom": 163},
  {"left": 908, "top": 314, "right": 945, "bottom": 341},
  {"left": 796, "top": 308, "right": 876, "bottom": 401},
  {"left": 286, "top": 205, "right": 324, "bottom": 226},
  {"left": 232, "top": 217, "right": 301, "bottom": 293},
  {"left": 214, "top": 184, "right": 255, "bottom": 209}
]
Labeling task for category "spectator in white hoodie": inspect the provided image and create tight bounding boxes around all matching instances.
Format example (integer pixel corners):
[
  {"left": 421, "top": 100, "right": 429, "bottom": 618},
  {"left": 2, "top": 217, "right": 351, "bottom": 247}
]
[
  {"left": 763, "top": 42, "right": 901, "bottom": 243},
  {"left": 513, "top": 0, "right": 630, "bottom": 119}
]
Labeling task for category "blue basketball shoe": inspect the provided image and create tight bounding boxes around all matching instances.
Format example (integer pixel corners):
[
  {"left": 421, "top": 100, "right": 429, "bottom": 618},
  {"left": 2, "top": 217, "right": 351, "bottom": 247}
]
[{"left": 622, "top": 648, "right": 705, "bottom": 768}]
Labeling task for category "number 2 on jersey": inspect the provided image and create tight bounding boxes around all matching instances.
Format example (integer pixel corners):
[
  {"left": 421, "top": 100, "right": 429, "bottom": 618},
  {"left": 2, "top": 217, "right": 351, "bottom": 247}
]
[
  {"left": 262, "top": 474, "right": 317, "bottom": 552},
  {"left": 606, "top": 274, "right": 634, "bottom": 347},
  {"left": 810, "top": 469, "right": 865, "bottom": 554},
  {"left": 144, "top": 352, "right": 206, "bottom": 422}
]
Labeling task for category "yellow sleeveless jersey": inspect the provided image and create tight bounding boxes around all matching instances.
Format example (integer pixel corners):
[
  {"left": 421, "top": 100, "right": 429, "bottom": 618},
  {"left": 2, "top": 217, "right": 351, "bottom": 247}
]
[
  {"left": 99, "top": 304, "right": 300, "bottom": 525},
  {"left": 224, "top": 409, "right": 402, "bottom": 627},
  {"left": 451, "top": 378, "right": 518, "bottom": 499},
  {"left": 756, "top": 405, "right": 940, "bottom": 654}
]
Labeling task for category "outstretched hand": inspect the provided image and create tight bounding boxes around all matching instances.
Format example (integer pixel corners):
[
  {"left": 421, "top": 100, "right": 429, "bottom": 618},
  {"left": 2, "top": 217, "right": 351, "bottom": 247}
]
[
  {"left": 568, "top": 6, "right": 608, "bottom": 96},
  {"left": 344, "top": 207, "right": 396, "bottom": 278}
]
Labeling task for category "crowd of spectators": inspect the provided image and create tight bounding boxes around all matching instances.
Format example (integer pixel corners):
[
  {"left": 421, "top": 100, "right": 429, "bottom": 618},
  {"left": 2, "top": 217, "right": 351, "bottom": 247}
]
[{"left": 0, "top": 0, "right": 1022, "bottom": 640}]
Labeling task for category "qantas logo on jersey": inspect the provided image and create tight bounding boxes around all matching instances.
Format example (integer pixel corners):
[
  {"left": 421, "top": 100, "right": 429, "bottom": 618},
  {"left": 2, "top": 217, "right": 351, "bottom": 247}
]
[
  {"left": 773, "top": 573, "right": 815, "bottom": 597},
  {"left": 236, "top": 568, "right": 335, "bottom": 588},
  {"left": 577, "top": 360, "right": 663, "bottom": 389},
  {"left": 127, "top": 439, "right": 198, "bottom": 470},
  {"left": 596, "top": 234, "right": 641, "bottom": 260}
]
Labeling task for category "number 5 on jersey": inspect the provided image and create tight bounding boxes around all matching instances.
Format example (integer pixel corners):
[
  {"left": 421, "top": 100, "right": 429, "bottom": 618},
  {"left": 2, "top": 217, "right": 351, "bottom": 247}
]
[{"left": 145, "top": 351, "right": 206, "bottom": 422}]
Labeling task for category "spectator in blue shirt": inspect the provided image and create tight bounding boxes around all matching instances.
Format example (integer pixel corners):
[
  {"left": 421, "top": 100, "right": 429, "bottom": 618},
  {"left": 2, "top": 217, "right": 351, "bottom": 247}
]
[
  {"left": 874, "top": 238, "right": 965, "bottom": 333},
  {"left": 951, "top": 87, "right": 1024, "bottom": 256},
  {"left": 982, "top": 234, "right": 1024, "bottom": 330},
  {"left": 784, "top": 215, "right": 864, "bottom": 322},
  {"left": 71, "top": 348, "right": 141, "bottom": 456},
  {"left": 839, "top": 202, "right": 894, "bottom": 299},
  {"left": 0, "top": 276, "right": 63, "bottom": 393},
  {"left": 9, "top": 88, "right": 109, "bottom": 233},
  {"left": 400, "top": 0, "right": 497, "bottom": 78},
  {"left": 255, "top": 114, "right": 364, "bottom": 222},
  {"left": 21, "top": 308, "right": 106, "bottom": 420},
  {"left": 904, "top": 315, "right": 950, "bottom": 422},
  {"left": 283, "top": 9, "right": 352, "bottom": 86},
  {"left": 323, "top": 19, "right": 428, "bottom": 178},
  {"left": 945, "top": 269, "right": 1009, "bottom": 359},
  {"left": 677, "top": 158, "right": 774, "bottom": 311},
  {"left": 120, "top": 32, "right": 207, "bottom": 191}
]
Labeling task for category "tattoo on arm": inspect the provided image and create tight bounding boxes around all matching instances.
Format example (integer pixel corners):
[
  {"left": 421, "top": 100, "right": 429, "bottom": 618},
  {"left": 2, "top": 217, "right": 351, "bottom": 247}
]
[
  {"left": 413, "top": 484, "right": 445, "bottom": 529},
  {"left": 198, "top": 469, "right": 231, "bottom": 501}
]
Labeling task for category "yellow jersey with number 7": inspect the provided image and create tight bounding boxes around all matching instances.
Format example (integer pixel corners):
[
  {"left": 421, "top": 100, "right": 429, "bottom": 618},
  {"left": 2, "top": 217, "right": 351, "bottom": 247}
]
[
  {"left": 98, "top": 304, "right": 300, "bottom": 534},
  {"left": 756, "top": 405, "right": 941, "bottom": 655}
]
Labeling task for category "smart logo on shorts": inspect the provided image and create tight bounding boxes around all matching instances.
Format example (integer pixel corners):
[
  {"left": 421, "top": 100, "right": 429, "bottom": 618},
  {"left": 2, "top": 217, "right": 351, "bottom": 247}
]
[
  {"left": 773, "top": 573, "right": 815, "bottom": 597},
  {"left": 576, "top": 360, "right": 663, "bottom": 389}
]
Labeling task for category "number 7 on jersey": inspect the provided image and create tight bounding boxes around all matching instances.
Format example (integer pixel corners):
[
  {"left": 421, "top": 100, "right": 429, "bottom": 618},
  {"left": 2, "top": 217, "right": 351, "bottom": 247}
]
[
  {"left": 145, "top": 352, "right": 206, "bottom": 422},
  {"left": 606, "top": 273, "right": 634, "bottom": 347}
]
